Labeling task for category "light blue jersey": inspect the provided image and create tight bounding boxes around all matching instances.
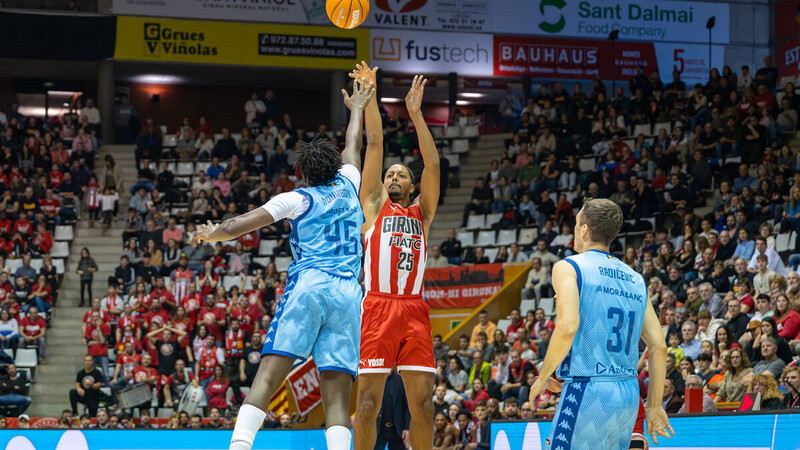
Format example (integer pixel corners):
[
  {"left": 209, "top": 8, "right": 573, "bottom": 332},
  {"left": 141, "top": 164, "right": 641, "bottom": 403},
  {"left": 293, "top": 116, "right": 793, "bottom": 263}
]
[
  {"left": 545, "top": 249, "right": 647, "bottom": 450},
  {"left": 559, "top": 249, "right": 647, "bottom": 381},
  {"left": 259, "top": 165, "right": 364, "bottom": 375},
  {"left": 286, "top": 171, "right": 363, "bottom": 279}
]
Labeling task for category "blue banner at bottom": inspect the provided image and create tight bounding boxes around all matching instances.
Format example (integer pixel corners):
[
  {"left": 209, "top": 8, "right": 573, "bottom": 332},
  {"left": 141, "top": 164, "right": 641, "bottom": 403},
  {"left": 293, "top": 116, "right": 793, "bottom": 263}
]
[{"left": 491, "top": 413, "right": 800, "bottom": 450}]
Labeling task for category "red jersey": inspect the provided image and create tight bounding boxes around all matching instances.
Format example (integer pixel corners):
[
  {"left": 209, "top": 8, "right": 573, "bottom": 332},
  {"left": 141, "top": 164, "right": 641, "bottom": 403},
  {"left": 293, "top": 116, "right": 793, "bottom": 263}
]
[
  {"left": 85, "top": 323, "right": 110, "bottom": 356},
  {"left": 0, "top": 219, "right": 11, "bottom": 235},
  {"left": 363, "top": 199, "right": 427, "bottom": 296},
  {"left": 86, "top": 184, "right": 100, "bottom": 210},
  {"left": 196, "top": 345, "right": 221, "bottom": 380},
  {"left": 13, "top": 219, "right": 32, "bottom": 235},
  {"left": 48, "top": 171, "right": 63, "bottom": 188},
  {"left": 171, "top": 268, "right": 193, "bottom": 302},
  {"left": 83, "top": 309, "right": 111, "bottom": 325},
  {"left": 40, "top": 198, "right": 61, "bottom": 216},
  {"left": 20, "top": 316, "right": 46, "bottom": 337},
  {"left": 198, "top": 307, "right": 225, "bottom": 341},
  {"left": 117, "top": 352, "right": 142, "bottom": 379},
  {"left": 132, "top": 365, "right": 157, "bottom": 385}
]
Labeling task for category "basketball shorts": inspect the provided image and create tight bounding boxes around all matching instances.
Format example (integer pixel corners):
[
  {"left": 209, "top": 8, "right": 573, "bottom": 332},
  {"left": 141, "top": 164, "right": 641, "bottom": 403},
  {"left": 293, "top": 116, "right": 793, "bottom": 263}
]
[
  {"left": 261, "top": 269, "right": 362, "bottom": 376},
  {"left": 359, "top": 291, "right": 435, "bottom": 374},
  {"left": 544, "top": 377, "right": 639, "bottom": 450}
]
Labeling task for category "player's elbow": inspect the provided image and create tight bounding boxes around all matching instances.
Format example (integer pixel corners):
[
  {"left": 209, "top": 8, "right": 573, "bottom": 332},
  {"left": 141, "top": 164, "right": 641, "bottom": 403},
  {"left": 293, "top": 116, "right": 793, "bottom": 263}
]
[
  {"left": 556, "top": 318, "right": 579, "bottom": 336},
  {"left": 648, "top": 341, "right": 668, "bottom": 358}
]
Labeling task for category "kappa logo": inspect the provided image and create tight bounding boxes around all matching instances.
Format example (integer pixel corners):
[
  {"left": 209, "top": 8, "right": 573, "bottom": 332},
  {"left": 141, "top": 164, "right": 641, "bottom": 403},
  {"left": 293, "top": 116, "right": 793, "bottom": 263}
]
[
  {"left": 375, "top": 0, "right": 427, "bottom": 13},
  {"left": 372, "top": 37, "right": 402, "bottom": 61}
]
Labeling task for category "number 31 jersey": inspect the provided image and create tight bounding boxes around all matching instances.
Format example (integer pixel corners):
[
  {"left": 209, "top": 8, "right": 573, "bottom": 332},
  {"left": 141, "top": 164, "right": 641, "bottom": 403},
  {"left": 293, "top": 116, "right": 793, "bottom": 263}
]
[
  {"left": 364, "top": 198, "right": 427, "bottom": 296},
  {"left": 559, "top": 249, "right": 647, "bottom": 381}
]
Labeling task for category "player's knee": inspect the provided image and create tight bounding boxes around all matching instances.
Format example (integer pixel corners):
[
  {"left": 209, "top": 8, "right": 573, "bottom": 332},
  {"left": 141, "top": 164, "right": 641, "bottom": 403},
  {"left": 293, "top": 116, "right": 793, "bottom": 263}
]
[
  {"left": 355, "top": 392, "right": 380, "bottom": 418},
  {"left": 408, "top": 391, "right": 433, "bottom": 419}
]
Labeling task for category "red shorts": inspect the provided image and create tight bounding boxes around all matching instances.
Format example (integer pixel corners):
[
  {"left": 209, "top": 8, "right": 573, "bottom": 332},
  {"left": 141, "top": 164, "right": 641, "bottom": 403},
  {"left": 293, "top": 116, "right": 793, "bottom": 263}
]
[
  {"left": 633, "top": 398, "right": 645, "bottom": 436},
  {"left": 359, "top": 292, "right": 435, "bottom": 374}
]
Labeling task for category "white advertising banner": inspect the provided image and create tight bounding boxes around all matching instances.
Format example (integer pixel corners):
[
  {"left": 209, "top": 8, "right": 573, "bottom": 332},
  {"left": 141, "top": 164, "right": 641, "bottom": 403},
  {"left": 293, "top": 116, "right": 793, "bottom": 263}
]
[
  {"left": 653, "top": 43, "right": 726, "bottom": 85},
  {"left": 112, "top": 0, "right": 730, "bottom": 44},
  {"left": 111, "top": 0, "right": 329, "bottom": 25},
  {"left": 370, "top": 29, "right": 493, "bottom": 76}
]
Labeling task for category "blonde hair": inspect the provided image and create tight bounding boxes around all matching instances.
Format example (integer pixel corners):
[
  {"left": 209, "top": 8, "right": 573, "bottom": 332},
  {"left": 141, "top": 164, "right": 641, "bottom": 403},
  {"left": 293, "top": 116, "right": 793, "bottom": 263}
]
[{"left": 748, "top": 373, "right": 783, "bottom": 401}]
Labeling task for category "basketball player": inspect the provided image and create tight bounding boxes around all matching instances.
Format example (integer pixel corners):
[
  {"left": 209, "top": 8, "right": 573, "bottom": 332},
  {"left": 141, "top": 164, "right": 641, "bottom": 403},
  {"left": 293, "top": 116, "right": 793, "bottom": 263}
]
[
  {"left": 528, "top": 198, "right": 674, "bottom": 449},
  {"left": 194, "top": 78, "right": 375, "bottom": 450},
  {"left": 350, "top": 66, "right": 440, "bottom": 450}
]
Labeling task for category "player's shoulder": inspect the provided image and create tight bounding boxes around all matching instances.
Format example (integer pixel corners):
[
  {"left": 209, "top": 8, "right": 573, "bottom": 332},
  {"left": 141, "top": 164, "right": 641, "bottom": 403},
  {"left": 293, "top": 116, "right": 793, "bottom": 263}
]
[{"left": 338, "top": 164, "right": 361, "bottom": 187}]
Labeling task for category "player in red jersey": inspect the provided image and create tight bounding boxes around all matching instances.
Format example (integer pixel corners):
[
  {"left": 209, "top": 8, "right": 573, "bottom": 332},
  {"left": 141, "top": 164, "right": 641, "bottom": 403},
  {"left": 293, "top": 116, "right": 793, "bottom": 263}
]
[
  {"left": 352, "top": 67, "right": 440, "bottom": 450},
  {"left": 630, "top": 398, "right": 649, "bottom": 449}
]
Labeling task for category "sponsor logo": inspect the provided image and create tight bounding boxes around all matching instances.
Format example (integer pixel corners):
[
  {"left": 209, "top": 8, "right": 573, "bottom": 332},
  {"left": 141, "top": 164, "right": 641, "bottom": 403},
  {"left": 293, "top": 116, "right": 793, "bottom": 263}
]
[
  {"left": 376, "top": 0, "right": 427, "bottom": 13},
  {"left": 538, "top": 0, "right": 566, "bottom": 33},
  {"left": 363, "top": 358, "right": 385, "bottom": 367},
  {"left": 142, "top": 22, "right": 218, "bottom": 58},
  {"left": 373, "top": 37, "right": 402, "bottom": 61}
]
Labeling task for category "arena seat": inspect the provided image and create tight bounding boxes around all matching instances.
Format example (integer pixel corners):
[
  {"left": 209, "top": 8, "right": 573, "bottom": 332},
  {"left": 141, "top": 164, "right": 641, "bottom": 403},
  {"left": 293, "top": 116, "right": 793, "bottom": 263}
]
[
  {"left": 484, "top": 247, "right": 499, "bottom": 262},
  {"left": 519, "top": 299, "right": 537, "bottom": 315},
  {"left": 177, "top": 162, "right": 195, "bottom": 176},
  {"left": 497, "top": 229, "right": 517, "bottom": 246},
  {"left": 496, "top": 319, "right": 511, "bottom": 334},
  {"left": 485, "top": 213, "right": 502, "bottom": 227},
  {"left": 6, "top": 258, "right": 23, "bottom": 274},
  {"left": 457, "top": 230, "right": 474, "bottom": 247},
  {"left": 776, "top": 232, "right": 795, "bottom": 253},
  {"left": 465, "top": 214, "right": 485, "bottom": 230},
  {"left": 451, "top": 139, "right": 470, "bottom": 153},
  {"left": 15, "top": 349, "right": 38, "bottom": 369},
  {"left": 54, "top": 225, "right": 74, "bottom": 241},
  {"left": 274, "top": 256, "right": 292, "bottom": 272},
  {"left": 475, "top": 230, "right": 496, "bottom": 247},
  {"left": 258, "top": 240, "right": 278, "bottom": 256},
  {"left": 53, "top": 258, "right": 65, "bottom": 274},
  {"left": 517, "top": 227, "right": 538, "bottom": 246},
  {"left": 539, "top": 297, "right": 556, "bottom": 317}
]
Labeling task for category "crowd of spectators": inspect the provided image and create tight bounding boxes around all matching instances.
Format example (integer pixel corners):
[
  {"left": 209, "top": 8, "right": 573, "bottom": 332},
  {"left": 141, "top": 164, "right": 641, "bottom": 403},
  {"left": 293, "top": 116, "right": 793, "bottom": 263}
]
[{"left": 4, "top": 55, "right": 800, "bottom": 443}]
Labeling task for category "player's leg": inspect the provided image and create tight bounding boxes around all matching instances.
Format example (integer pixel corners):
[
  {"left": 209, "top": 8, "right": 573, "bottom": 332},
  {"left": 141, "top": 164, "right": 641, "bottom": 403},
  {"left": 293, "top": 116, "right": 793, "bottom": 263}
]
[
  {"left": 232, "top": 275, "right": 319, "bottom": 450},
  {"left": 397, "top": 297, "right": 436, "bottom": 450},
  {"left": 353, "top": 373, "right": 388, "bottom": 450},
  {"left": 229, "top": 354, "right": 295, "bottom": 450},
  {"left": 399, "top": 370, "right": 435, "bottom": 450},
  {"left": 319, "top": 370, "right": 355, "bottom": 450}
]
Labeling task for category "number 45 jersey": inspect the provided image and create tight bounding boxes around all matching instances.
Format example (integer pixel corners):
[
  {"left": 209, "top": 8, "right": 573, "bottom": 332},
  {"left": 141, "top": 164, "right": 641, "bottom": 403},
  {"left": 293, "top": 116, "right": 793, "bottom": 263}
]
[
  {"left": 559, "top": 249, "right": 647, "bottom": 381},
  {"left": 283, "top": 165, "right": 364, "bottom": 280},
  {"left": 363, "top": 198, "right": 427, "bottom": 295}
]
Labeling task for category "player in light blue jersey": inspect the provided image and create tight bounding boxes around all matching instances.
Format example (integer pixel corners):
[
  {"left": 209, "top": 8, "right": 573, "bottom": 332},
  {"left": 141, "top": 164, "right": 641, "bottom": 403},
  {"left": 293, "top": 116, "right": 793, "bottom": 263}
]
[
  {"left": 529, "top": 198, "right": 674, "bottom": 449},
  {"left": 195, "top": 78, "right": 375, "bottom": 450}
]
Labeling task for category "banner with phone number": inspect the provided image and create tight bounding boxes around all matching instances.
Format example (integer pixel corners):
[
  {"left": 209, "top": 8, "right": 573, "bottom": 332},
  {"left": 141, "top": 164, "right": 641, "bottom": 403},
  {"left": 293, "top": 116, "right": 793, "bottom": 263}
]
[{"left": 493, "top": 35, "right": 724, "bottom": 84}]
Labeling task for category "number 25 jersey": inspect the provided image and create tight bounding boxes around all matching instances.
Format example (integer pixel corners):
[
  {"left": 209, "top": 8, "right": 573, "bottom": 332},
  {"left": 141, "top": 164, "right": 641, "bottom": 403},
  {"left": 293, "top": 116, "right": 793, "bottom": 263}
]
[
  {"left": 364, "top": 198, "right": 427, "bottom": 296},
  {"left": 559, "top": 249, "right": 647, "bottom": 381}
]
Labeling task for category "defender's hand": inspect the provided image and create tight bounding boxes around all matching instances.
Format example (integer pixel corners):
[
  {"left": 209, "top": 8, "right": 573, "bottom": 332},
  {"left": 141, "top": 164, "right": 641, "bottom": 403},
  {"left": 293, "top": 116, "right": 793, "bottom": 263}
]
[
  {"left": 341, "top": 77, "right": 375, "bottom": 111},
  {"left": 405, "top": 75, "right": 427, "bottom": 114}
]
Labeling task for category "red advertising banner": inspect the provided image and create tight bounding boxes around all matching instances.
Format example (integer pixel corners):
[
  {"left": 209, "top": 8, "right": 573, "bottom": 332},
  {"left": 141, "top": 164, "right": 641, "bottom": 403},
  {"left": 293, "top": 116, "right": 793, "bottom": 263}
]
[
  {"left": 287, "top": 358, "right": 321, "bottom": 416},
  {"left": 493, "top": 35, "right": 657, "bottom": 80},
  {"left": 424, "top": 263, "right": 504, "bottom": 308},
  {"left": 777, "top": 38, "right": 800, "bottom": 79},
  {"left": 775, "top": 0, "right": 800, "bottom": 43}
]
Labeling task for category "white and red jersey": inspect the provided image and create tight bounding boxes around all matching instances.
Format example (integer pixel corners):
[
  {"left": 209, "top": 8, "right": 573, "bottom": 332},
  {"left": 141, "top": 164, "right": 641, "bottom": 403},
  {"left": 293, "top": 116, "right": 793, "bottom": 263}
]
[
  {"left": 117, "top": 351, "right": 141, "bottom": 379},
  {"left": 86, "top": 184, "right": 100, "bottom": 210},
  {"left": 170, "top": 268, "right": 193, "bottom": 303},
  {"left": 364, "top": 199, "right": 427, "bottom": 296}
]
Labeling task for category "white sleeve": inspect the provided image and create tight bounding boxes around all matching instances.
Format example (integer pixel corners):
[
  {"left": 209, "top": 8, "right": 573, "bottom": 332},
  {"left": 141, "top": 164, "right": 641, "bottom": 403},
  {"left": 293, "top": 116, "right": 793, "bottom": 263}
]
[
  {"left": 260, "top": 191, "right": 309, "bottom": 221},
  {"left": 339, "top": 164, "right": 361, "bottom": 191}
]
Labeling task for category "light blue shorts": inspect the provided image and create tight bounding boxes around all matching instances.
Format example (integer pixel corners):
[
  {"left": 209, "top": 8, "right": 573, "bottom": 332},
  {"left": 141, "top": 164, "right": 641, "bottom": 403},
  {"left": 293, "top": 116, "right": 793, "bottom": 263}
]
[
  {"left": 261, "top": 269, "right": 362, "bottom": 376},
  {"left": 545, "top": 377, "right": 639, "bottom": 450}
]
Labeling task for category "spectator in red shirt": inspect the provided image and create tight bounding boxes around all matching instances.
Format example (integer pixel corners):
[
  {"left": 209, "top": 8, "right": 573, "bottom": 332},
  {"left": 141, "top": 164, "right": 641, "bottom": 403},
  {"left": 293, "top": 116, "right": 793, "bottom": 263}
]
[
  {"left": 12, "top": 216, "right": 32, "bottom": 236},
  {"left": 31, "top": 223, "right": 53, "bottom": 255},
  {"left": 82, "top": 297, "right": 110, "bottom": 338},
  {"left": 49, "top": 165, "right": 64, "bottom": 189},
  {"left": 204, "top": 365, "right": 230, "bottom": 412},
  {"left": 150, "top": 277, "right": 176, "bottom": 311},
  {"left": 84, "top": 311, "right": 111, "bottom": 385},
  {"left": 198, "top": 294, "right": 226, "bottom": 343},
  {"left": 40, "top": 189, "right": 61, "bottom": 224},
  {"left": 18, "top": 306, "right": 46, "bottom": 364},
  {"left": 180, "top": 282, "right": 203, "bottom": 323},
  {"left": 0, "top": 212, "right": 11, "bottom": 236},
  {"left": 143, "top": 298, "right": 171, "bottom": 330},
  {"left": 194, "top": 116, "right": 212, "bottom": 138},
  {"left": 238, "top": 230, "right": 259, "bottom": 253},
  {"left": 195, "top": 334, "right": 225, "bottom": 387},
  {"left": 29, "top": 274, "right": 52, "bottom": 313},
  {"left": 505, "top": 308, "right": 525, "bottom": 341},
  {"left": 0, "top": 272, "right": 12, "bottom": 293}
]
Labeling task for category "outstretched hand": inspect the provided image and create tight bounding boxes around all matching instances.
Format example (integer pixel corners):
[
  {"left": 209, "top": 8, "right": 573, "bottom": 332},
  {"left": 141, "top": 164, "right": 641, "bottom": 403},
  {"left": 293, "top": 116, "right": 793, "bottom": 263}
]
[
  {"left": 405, "top": 75, "right": 427, "bottom": 115},
  {"left": 195, "top": 220, "right": 220, "bottom": 244},
  {"left": 645, "top": 406, "right": 675, "bottom": 445},
  {"left": 342, "top": 77, "right": 375, "bottom": 111},
  {"left": 349, "top": 60, "right": 379, "bottom": 84}
]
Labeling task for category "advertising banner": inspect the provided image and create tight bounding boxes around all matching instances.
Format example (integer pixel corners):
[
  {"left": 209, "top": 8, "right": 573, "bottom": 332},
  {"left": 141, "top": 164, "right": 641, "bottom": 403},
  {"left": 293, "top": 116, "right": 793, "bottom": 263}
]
[
  {"left": 490, "top": 413, "right": 800, "bottom": 450},
  {"left": 775, "top": 0, "right": 800, "bottom": 43},
  {"left": 113, "top": 0, "right": 729, "bottom": 44},
  {"left": 777, "top": 37, "right": 800, "bottom": 79},
  {"left": 370, "top": 29, "right": 493, "bottom": 76},
  {"left": 424, "top": 263, "right": 504, "bottom": 308},
  {"left": 286, "top": 358, "right": 322, "bottom": 416},
  {"left": 112, "top": 0, "right": 326, "bottom": 25},
  {"left": 493, "top": 35, "right": 724, "bottom": 84},
  {"left": 114, "top": 16, "right": 369, "bottom": 70}
]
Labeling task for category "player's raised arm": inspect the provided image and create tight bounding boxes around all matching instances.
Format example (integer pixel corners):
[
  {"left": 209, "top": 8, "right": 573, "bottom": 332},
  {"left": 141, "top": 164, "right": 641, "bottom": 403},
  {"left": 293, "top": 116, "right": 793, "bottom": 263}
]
[
  {"left": 340, "top": 75, "right": 375, "bottom": 171},
  {"left": 407, "top": 75, "right": 439, "bottom": 230},
  {"left": 528, "top": 260, "right": 580, "bottom": 403},
  {"left": 194, "top": 209, "right": 275, "bottom": 244},
  {"left": 349, "top": 62, "right": 386, "bottom": 228},
  {"left": 640, "top": 298, "right": 675, "bottom": 444}
]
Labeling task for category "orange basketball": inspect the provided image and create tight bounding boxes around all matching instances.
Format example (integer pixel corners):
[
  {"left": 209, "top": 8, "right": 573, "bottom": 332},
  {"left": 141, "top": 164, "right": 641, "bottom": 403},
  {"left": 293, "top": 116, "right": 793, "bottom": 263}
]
[{"left": 326, "top": 0, "right": 369, "bottom": 29}]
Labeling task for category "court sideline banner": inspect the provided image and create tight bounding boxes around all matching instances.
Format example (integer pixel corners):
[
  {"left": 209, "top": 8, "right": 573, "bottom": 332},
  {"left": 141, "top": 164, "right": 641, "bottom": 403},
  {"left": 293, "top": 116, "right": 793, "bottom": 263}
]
[
  {"left": 424, "top": 263, "right": 504, "bottom": 308},
  {"left": 112, "top": 0, "right": 730, "bottom": 44},
  {"left": 114, "top": 16, "right": 369, "bottom": 70}
]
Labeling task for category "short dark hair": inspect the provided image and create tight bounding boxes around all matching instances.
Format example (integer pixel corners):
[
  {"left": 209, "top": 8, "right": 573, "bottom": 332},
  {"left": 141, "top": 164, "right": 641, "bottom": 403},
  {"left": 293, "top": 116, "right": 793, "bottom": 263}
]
[
  {"left": 295, "top": 136, "right": 342, "bottom": 186},
  {"left": 755, "top": 236, "right": 767, "bottom": 244},
  {"left": 505, "top": 397, "right": 519, "bottom": 406},
  {"left": 579, "top": 198, "right": 623, "bottom": 244},
  {"left": 696, "top": 353, "right": 712, "bottom": 362},
  {"left": 456, "top": 410, "right": 472, "bottom": 420},
  {"left": 475, "top": 401, "right": 487, "bottom": 408},
  {"left": 479, "top": 310, "right": 488, "bottom": 315}
]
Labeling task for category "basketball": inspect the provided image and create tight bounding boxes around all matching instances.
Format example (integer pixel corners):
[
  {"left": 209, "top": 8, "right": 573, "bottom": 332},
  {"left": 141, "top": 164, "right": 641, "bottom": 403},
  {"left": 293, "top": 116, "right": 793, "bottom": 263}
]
[{"left": 326, "top": 0, "right": 369, "bottom": 29}]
